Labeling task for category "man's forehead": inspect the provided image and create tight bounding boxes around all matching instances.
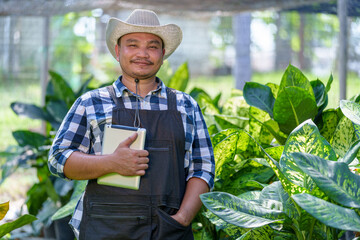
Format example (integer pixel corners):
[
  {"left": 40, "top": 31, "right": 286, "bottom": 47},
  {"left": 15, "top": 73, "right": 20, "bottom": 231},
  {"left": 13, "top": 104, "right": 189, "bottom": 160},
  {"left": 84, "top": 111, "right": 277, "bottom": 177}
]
[{"left": 121, "top": 32, "right": 163, "bottom": 43}]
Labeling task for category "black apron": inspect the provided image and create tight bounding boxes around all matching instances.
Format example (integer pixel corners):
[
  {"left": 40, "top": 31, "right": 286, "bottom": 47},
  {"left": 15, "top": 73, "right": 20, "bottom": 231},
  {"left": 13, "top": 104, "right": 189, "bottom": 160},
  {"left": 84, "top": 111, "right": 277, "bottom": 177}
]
[{"left": 79, "top": 85, "right": 193, "bottom": 240}]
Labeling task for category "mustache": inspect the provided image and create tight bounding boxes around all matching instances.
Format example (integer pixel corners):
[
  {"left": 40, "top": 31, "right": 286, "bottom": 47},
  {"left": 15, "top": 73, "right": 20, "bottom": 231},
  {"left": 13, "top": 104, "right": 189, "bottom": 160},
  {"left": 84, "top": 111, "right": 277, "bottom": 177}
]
[{"left": 130, "top": 58, "right": 154, "bottom": 65}]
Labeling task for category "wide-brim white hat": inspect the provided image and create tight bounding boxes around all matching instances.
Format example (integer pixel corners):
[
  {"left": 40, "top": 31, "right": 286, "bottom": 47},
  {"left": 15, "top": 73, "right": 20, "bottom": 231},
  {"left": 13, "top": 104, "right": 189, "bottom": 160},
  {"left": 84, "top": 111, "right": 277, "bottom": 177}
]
[{"left": 106, "top": 9, "right": 182, "bottom": 60}]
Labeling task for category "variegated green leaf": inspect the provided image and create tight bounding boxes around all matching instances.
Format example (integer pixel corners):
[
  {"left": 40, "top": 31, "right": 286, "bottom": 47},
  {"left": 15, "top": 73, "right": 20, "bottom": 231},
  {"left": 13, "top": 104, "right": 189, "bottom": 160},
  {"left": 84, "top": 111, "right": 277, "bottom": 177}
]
[
  {"left": 292, "top": 193, "right": 360, "bottom": 232},
  {"left": 249, "top": 107, "right": 267, "bottom": 137},
  {"left": 331, "top": 116, "right": 357, "bottom": 158},
  {"left": 341, "top": 139, "right": 360, "bottom": 164},
  {"left": 214, "top": 114, "right": 249, "bottom": 130},
  {"left": 292, "top": 152, "right": 360, "bottom": 208},
  {"left": 340, "top": 100, "right": 360, "bottom": 125},
  {"left": 273, "top": 86, "right": 318, "bottom": 134},
  {"left": 318, "top": 109, "right": 340, "bottom": 143},
  {"left": 265, "top": 82, "right": 280, "bottom": 99},
  {"left": 259, "top": 181, "right": 298, "bottom": 219},
  {"left": 203, "top": 211, "right": 275, "bottom": 240},
  {"left": 340, "top": 100, "right": 360, "bottom": 139},
  {"left": 279, "top": 65, "right": 314, "bottom": 95},
  {"left": 214, "top": 132, "right": 239, "bottom": 180},
  {"left": 222, "top": 96, "right": 250, "bottom": 118},
  {"left": 263, "top": 119, "right": 287, "bottom": 145},
  {"left": 242, "top": 131, "right": 306, "bottom": 196},
  {"left": 200, "top": 192, "right": 286, "bottom": 229},
  {"left": 211, "top": 128, "right": 239, "bottom": 147},
  {"left": 280, "top": 119, "right": 337, "bottom": 189},
  {"left": 264, "top": 146, "right": 284, "bottom": 162},
  {"left": 223, "top": 159, "right": 274, "bottom": 195}
]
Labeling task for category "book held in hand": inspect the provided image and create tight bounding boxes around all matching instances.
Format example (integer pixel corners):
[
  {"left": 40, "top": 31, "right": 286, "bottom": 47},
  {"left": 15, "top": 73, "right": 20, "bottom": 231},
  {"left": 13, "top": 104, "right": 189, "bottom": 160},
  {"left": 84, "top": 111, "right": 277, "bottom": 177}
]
[{"left": 97, "top": 124, "right": 146, "bottom": 190}]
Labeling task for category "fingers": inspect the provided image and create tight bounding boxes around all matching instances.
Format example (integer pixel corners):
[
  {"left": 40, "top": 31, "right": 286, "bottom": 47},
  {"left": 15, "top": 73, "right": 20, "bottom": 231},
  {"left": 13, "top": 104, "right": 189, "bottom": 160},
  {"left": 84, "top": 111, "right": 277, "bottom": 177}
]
[{"left": 119, "top": 133, "right": 138, "bottom": 147}]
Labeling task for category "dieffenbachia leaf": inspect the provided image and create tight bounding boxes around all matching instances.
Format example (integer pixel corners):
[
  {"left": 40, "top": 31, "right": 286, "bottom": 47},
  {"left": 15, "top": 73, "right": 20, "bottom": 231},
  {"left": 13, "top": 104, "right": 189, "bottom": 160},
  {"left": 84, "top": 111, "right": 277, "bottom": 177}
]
[
  {"left": 292, "top": 193, "right": 360, "bottom": 232},
  {"left": 259, "top": 181, "right": 298, "bottom": 220},
  {"left": 243, "top": 82, "right": 275, "bottom": 118},
  {"left": 200, "top": 192, "right": 286, "bottom": 229},
  {"left": 318, "top": 109, "right": 340, "bottom": 143},
  {"left": 273, "top": 86, "right": 318, "bottom": 134},
  {"left": 340, "top": 99, "right": 360, "bottom": 139},
  {"left": 292, "top": 152, "right": 360, "bottom": 208},
  {"left": 214, "top": 131, "right": 239, "bottom": 181},
  {"left": 341, "top": 139, "right": 360, "bottom": 164},
  {"left": 340, "top": 100, "right": 360, "bottom": 125},
  {"left": 331, "top": 116, "right": 357, "bottom": 158},
  {"left": 280, "top": 119, "right": 337, "bottom": 190}
]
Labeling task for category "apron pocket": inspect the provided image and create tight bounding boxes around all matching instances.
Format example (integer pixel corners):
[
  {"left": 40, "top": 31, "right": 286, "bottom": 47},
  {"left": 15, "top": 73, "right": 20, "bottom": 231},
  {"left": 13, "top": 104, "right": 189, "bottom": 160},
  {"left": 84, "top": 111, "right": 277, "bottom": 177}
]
[
  {"left": 83, "top": 202, "right": 150, "bottom": 240},
  {"left": 154, "top": 208, "right": 193, "bottom": 240}
]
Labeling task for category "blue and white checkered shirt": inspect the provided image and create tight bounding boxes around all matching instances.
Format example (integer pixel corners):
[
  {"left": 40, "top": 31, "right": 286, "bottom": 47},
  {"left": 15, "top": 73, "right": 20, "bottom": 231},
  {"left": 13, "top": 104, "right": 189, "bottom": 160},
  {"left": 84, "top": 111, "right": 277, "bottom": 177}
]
[{"left": 48, "top": 77, "right": 215, "bottom": 237}]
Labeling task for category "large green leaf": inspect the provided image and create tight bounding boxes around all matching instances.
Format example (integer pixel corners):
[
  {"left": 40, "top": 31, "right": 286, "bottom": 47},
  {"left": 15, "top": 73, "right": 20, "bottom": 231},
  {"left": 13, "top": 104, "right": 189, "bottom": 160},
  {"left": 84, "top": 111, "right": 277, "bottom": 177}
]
[
  {"left": 280, "top": 119, "right": 337, "bottom": 189},
  {"left": 200, "top": 192, "right": 286, "bottom": 229},
  {"left": 331, "top": 116, "right": 357, "bottom": 158},
  {"left": 224, "top": 159, "right": 274, "bottom": 195},
  {"left": 248, "top": 107, "right": 272, "bottom": 145},
  {"left": 10, "top": 102, "right": 53, "bottom": 122},
  {"left": 273, "top": 86, "right": 318, "bottom": 134},
  {"left": 167, "top": 62, "right": 189, "bottom": 92},
  {"left": 259, "top": 181, "right": 298, "bottom": 219},
  {"left": 292, "top": 152, "right": 360, "bottom": 208},
  {"left": 211, "top": 128, "right": 239, "bottom": 147},
  {"left": 279, "top": 64, "right": 313, "bottom": 94},
  {"left": 52, "top": 180, "right": 87, "bottom": 221},
  {"left": 214, "top": 114, "right": 248, "bottom": 130},
  {"left": 244, "top": 129, "right": 306, "bottom": 196},
  {"left": 49, "top": 70, "right": 76, "bottom": 108},
  {"left": 292, "top": 193, "right": 360, "bottom": 232},
  {"left": 0, "top": 214, "right": 37, "bottom": 237},
  {"left": 214, "top": 132, "right": 239, "bottom": 182},
  {"left": 222, "top": 96, "right": 249, "bottom": 118},
  {"left": 12, "top": 130, "right": 47, "bottom": 148},
  {"left": 263, "top": 120, "right": 287, "bottom": 145},
  {"left": 341, "top": 139, "right": 360, "bottom": 164},
  {"left": 310, "top": 79, "right": 327, "bottom": 109},
  {"left": 243, "top": 82, "right": 275, "bottom": 118},
  {"left": 340, "top": 100, "right": 360, "bottom": 125},
  {"left": 318, "top": 109, "right": 340, "bottom": 143}
]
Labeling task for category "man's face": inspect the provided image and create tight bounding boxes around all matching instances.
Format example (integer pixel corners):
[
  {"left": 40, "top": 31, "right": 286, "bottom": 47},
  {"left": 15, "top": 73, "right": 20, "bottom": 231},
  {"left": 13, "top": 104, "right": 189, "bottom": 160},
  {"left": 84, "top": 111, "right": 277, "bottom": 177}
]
[{"left": 116, "top": 32, "right": 165, "bottom": 80}]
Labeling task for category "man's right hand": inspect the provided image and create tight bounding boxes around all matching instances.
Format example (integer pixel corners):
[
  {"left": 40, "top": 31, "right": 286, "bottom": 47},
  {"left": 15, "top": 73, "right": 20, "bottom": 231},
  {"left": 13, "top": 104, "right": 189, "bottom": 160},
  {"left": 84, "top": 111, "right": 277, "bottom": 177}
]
[
  {"left": 64, "top": 133, "right": 149, "bottom": 180},
  {"left": 110, "top": 133, "right": 149, "bottom": 176}
]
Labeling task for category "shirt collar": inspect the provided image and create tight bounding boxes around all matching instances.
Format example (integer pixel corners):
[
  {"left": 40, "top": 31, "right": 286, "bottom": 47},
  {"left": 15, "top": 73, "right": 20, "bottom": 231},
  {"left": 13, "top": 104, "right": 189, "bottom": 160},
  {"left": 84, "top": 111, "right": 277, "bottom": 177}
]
[{"left": 112, "top": 76, "right": 167, "bottom": 99}]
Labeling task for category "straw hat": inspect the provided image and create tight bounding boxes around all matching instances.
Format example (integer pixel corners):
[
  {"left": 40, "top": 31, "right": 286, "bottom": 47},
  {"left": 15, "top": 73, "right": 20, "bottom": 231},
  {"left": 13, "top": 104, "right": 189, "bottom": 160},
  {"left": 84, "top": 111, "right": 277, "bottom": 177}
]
[{"left": 106, "top": 9, "right": 182, "bottom": 60}]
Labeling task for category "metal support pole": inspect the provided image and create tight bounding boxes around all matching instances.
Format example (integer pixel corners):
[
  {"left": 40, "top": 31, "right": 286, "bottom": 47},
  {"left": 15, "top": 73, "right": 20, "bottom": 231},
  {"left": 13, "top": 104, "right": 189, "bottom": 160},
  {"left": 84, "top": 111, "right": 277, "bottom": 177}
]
[
  {"left": 338, "top": 0, "right": 348, "bottom": 100},
  {"left": 41, "top": 16, "right": 50, "bottom": 133},
  {"left": 233, "top": 12, "right": 252, "bottom": 90}
]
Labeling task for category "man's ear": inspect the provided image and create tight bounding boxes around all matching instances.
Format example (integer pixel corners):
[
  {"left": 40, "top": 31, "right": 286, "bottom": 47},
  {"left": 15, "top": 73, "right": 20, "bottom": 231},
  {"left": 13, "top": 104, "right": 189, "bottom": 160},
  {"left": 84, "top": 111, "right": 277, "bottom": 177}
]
[{"left": 115, "top": 45, "right": 120, "bottom": 61}]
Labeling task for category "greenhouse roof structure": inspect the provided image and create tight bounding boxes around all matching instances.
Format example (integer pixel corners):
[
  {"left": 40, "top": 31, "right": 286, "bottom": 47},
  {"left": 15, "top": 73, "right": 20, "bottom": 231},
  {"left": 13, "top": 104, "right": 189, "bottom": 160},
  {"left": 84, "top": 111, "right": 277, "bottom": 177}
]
[{"left": 1, "top": 0, "right": 358, "bottom": 16}]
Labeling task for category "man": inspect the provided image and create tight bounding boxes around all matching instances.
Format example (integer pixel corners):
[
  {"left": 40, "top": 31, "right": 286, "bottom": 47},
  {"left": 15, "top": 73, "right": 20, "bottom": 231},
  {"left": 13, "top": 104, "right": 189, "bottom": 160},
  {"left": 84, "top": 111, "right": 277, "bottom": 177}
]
[{"left": 48, "top": 9, "right": 215, "bottom": 240}]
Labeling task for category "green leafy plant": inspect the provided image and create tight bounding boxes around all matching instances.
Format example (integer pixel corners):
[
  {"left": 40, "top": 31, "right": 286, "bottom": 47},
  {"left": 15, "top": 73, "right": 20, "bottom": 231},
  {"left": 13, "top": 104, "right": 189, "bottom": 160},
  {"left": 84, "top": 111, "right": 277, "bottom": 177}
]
[
  {"left": 200, "top": 98, "right": 360, "bottom": 239},
  {"left": 0, "top": 201, "right": 37, "bottom": 238},
  {"left": 243, "top": 64, "right": 333, "bottom": 144},
  {"left": 0, "top": 71, "right": 98, "bottom": 236}
]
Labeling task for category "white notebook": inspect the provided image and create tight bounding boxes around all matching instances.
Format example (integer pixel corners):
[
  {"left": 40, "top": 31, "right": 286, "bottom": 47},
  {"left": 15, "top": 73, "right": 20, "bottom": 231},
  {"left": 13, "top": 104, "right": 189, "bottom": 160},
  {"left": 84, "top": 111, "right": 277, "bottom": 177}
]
[{"left": 97, "top": 124, "right": 146, "bottom": 190}]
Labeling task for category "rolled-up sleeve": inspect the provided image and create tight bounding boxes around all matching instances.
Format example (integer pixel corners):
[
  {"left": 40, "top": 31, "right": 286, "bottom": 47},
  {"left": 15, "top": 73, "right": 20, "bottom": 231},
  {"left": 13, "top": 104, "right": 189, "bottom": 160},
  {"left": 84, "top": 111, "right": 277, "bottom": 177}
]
[
  {"left": 187, "top": 103, "right": 215, "bottom": 190},
  {"left": 48, "top": 97, "right": 90, "bottom": 179}
]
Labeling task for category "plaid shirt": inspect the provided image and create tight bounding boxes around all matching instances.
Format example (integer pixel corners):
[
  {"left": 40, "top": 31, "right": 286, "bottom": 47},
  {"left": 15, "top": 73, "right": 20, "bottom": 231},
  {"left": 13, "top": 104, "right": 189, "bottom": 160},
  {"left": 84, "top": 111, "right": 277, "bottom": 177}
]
[{"left": 48, "top": 77, "right": 215, "bottom": 237}]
